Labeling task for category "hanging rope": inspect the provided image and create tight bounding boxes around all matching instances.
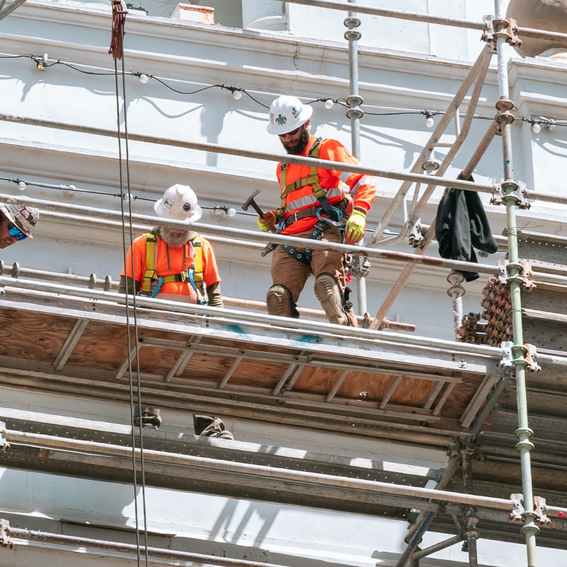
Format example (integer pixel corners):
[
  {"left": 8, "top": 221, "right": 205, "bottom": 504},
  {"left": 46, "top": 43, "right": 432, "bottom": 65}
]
[{"left": 110, "top": 3, "right": 150, "bottom": 566}]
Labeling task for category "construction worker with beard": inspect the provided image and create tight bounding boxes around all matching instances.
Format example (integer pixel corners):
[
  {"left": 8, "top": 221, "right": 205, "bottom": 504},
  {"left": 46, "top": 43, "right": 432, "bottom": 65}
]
[
  {"left": 119, "top": 184, "right": 232, "bottom": 440},
  {"left": 0, "top": 203, "right": 39, "bottom": 249},
  {"left": 258, "top": 95, "right": 376, "bottom": 326}
]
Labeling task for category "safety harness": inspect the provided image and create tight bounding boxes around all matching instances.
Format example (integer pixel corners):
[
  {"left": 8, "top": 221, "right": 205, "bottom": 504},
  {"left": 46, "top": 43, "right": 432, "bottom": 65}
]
[
  {"left": 267, "top": 138, "right": 347, "bottom": 265},
  {"left": 140, "top": 232, "right": 208, "bottom": 304}
]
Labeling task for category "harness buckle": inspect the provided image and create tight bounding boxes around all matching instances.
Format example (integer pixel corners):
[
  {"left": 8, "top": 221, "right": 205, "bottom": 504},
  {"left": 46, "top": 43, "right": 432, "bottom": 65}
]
[
  {"left": 179, "top": 271, "right": 188, "bottom": 283},
  {"left": 316, "top": 206, "right": 345, "bottom": 228}
]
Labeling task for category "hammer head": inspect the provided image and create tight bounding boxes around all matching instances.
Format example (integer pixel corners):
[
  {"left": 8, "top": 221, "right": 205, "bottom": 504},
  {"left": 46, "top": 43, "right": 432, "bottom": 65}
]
[{"left": 242, "top": 189, "right": 262, "bottom": 211}]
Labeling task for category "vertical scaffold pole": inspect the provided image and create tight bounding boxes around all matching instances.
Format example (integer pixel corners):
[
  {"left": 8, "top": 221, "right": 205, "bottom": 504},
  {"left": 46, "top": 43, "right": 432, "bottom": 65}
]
[
  {"left": 493, "top": 2, "right": 539, "bottom": 565},
  {"left": 344, "top": 0, "right": 369, "bottom": 315}
]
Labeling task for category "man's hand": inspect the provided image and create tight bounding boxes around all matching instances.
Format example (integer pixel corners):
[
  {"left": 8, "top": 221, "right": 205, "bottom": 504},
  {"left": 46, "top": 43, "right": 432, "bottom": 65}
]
[
  {"left": 345, "top": 209, "right": 366, "bottom": 244},
  {"left": 257, "top": 210, "right": 277, "bottom": 232}
]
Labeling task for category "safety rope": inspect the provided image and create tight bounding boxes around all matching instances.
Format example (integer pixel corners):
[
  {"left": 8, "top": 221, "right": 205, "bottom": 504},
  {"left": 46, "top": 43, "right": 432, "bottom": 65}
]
[{"left": 111, "top": 3, "right": 149, "bottom": 566}]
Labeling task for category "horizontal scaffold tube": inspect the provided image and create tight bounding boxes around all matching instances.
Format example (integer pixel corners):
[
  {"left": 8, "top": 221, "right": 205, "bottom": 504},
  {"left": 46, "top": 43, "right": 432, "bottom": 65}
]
[
  {"left": 0, "top": 274, "right": 508, "bottom": 360},
  {"left": 2, "top": 115, "right": 566, "bottom": 206},
  {"left": 0, "top": 114, "right": 496, "bottom": 194},
  {"left": 8, "top": 429, "right": 566, "bottom": 516},
  {"left": 5, "top": 525, "right": 295, "bottom": 567},
  {"left": 5, "top": 192, "right": 567, "bottom": 286},
  {"left": 283, "top": 0, "right": 567, "bottom": 46},
  {"left": 0, "top": 192, "right": 501, "bottom": 278}
]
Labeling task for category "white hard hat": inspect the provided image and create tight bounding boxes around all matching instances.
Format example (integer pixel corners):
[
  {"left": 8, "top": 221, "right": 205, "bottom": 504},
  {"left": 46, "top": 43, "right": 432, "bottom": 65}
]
[
  {"left": 267, "top": 95, "right": 313, "bottom": 135},
  {"left": 0, "top": 203, "right": 39, "bottom": 238},
  {"left": 154, "top": 184, "right": 203, "bottom": 223}
]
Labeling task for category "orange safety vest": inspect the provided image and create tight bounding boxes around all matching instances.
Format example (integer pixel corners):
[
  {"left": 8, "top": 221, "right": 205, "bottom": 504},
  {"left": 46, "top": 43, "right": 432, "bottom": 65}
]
[
  {"left": 278, "top": 137, "right": 349, "bottom": 227},
  {"left": 140, "top": 232, "right": 207, "bottom": 304}
]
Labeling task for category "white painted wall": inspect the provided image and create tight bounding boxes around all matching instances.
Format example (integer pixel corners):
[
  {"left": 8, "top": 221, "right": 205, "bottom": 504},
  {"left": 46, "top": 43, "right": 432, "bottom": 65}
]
[{"left": 0, "top": 1, "right": 566, "bottom": 565}]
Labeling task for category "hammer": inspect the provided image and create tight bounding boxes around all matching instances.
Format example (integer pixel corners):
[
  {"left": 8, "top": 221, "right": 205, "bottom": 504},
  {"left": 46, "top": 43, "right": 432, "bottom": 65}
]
[{"left": 242, "top": 189, "right": 276, "bottom": 233}]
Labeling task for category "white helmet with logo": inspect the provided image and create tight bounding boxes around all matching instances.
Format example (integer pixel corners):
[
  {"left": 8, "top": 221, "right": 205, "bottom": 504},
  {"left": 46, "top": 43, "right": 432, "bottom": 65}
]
[
  {"left": 154, "top": 184, "right": 203, "bottom": 223},
  {"left": 267, "top": 95, "right": 313, "bottom": 135}
]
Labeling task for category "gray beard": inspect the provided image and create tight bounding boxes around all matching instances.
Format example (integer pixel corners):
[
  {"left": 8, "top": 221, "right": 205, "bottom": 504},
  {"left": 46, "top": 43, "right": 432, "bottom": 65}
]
[{"left": 158, "top": 227, "right": 192, "bottom": 248}]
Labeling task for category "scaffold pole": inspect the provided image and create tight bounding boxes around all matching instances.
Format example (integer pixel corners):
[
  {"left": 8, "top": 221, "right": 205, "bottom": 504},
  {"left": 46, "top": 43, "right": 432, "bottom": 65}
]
[{"left": 493, "top": 1, "right": 538, "bottom": 565}]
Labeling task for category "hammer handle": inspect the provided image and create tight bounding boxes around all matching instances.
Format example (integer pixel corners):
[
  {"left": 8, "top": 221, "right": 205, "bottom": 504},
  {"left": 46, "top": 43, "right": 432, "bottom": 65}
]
[{"left": 251, "top": 200, "right": 276, "bottom": 233}]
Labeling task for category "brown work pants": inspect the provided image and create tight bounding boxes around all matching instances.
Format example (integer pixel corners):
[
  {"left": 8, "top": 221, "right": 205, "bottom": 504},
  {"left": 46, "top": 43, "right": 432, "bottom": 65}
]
[{"left": 270, "top": 226, "right": 357, "bottom": 325}]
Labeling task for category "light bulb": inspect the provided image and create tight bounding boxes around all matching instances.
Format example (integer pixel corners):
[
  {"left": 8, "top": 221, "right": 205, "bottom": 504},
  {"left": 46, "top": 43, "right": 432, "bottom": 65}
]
[
  {"left": 324, "top": 98, "right": 334, "bottom": 110},
  {"left": 531, "top": 122, "right": 541, "bottom": 134},
  {"left": 226, "top": 207, "right": 236, "bottom": 217},
  {"left": 425, "top": 115, "right": 435, "bottom": 128},
  {"left": 17, "top": 181, "right": 26, "bottom": 191},
  {"left": 36, "top": 62, "right": 44, "bottom": 71},
  {"left": 139, "top": 73, "right": 149, "bottom": 84},
  {"left": 545, "top": 121, "right": 555, "bottom": 131},
  {"left": 232, "top": 90, "right": 242, "bottom": 100}
]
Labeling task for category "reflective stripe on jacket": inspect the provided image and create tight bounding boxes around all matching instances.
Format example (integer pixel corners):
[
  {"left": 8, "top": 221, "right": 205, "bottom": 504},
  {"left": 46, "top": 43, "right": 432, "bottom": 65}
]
[{"left": 276, "top": 135, "right": 376, "bottom": 234}]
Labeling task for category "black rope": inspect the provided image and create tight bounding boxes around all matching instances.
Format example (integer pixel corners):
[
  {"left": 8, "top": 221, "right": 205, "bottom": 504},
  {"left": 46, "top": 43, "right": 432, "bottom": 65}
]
[
  {"left": 113, "top": 37, "right": 150, "bottom": 567},
  {"left": 121, "top": 45, "right": 151, "bottom": 567}
]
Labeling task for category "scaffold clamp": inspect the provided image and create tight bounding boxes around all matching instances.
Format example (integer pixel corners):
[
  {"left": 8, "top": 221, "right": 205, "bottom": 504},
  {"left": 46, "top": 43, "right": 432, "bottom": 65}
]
[
  {"left": 0, "top": 421, "right": 7, "bottom": 452},
  {"left": 483, "top": 16, "right": 521, "bottom": 48},
  {"left": 0, "top": 519, "right": 13, "bottom": 549},
  {"left": 534, "top": 496, "right": 552, "bottom": 527},
  {"left": 524, "top": 344, "right": 541, "bottom": 373},
  {"left": 499, "top": 341, "right": 513, "bottom": 370},
  {"left": 490, "top": 179, "right": 531, "bottom": 210}
]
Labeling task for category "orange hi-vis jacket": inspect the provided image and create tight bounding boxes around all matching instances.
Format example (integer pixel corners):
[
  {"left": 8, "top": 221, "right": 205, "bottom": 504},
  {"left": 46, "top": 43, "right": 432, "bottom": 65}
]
[
  {"left": 276, "top": 135, "right": 376, "bottom": 234},
  {"left": 121, "top": 233, "right": 221, "bottom": 300}
]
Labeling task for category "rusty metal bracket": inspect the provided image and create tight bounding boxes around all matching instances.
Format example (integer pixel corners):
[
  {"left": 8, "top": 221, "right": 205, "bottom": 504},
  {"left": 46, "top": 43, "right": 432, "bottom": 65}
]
[
  {"left": 491, "top": 179, "right": 531, "bottom": 210},
  {"left": 524, "top": 344, "right": 541, "bottom": 373},
  {"left": 492, "top": 16, "right": 522, "bottom": 48},
  {"left": 503, "top": 260, "right": 537, "bottom": 292},
  {"left": 495, "top": 98, "right": 515, "bottom": 126},
  {"left": 0, "top": 519, "right": 13, "bottom": 549},
  {"left": 509, "top": 494, "right": 550, "bottom": 526}
]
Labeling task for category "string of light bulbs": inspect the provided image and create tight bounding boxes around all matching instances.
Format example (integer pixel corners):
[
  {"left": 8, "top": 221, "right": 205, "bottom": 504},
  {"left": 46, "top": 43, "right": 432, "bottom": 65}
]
[
  {"left": 1, "top": 51, "right": 566, "bottom": 131},
  {"left": 0, "top": 175, "right": 253, "bottom": 217}
]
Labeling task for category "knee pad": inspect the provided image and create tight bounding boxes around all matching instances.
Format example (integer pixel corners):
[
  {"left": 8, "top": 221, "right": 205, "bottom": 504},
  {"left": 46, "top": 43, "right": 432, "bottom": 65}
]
[
  {"left": 314, "top": 273, "right": 348, "bottom": 326},
  {"left": 267, "top": 284, "right": 298, "bottom": 318}
]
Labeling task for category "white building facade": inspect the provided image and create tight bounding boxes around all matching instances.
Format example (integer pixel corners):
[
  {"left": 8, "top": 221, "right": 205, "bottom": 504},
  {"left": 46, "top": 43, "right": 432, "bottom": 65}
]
[{"left": 0, "top": 0, "right": 566, "bottom": 566}]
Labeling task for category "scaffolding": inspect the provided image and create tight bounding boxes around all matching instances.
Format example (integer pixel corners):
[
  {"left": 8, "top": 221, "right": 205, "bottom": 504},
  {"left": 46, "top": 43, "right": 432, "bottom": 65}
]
[{"left": 1, "top": 1, "right": 567, "bottom": 566}]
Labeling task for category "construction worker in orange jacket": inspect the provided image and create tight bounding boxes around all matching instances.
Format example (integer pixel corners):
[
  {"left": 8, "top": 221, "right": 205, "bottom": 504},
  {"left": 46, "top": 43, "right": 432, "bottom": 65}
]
[
  {"left": 119, "top": 184, "right": 232, "bottom": 440},
  {"left": 257, "top": 95, "right": 376, "bottom": 326},
  {"left": 0, "top": 203, "right": 39, "bottom": 248},
  {"left": 119, "top": 184, "right": 223, "bottom": 308}
]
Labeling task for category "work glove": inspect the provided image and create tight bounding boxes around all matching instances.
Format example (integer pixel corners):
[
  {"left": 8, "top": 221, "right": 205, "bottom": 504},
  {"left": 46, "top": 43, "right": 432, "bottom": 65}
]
[
  {"left": 344, "top": 209, "right": 366, "bottom": 244},
  {"left": 257, "top": 210, "right": 277, "bottom": 232}
]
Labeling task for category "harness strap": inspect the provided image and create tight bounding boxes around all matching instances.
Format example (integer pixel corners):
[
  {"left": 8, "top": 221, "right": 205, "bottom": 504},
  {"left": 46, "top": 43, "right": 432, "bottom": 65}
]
[
  {"left": 279, "top": 138, "right": 342, "bottom": 222},
  {"left": 140, "top": 233, "right": 207, "bottom": 304},
  {"left": 141, "top": 232, "right": 158, "bottom": 295},
  {"left": 278, "top": 220, "right": 327, "bottom": 265}
]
